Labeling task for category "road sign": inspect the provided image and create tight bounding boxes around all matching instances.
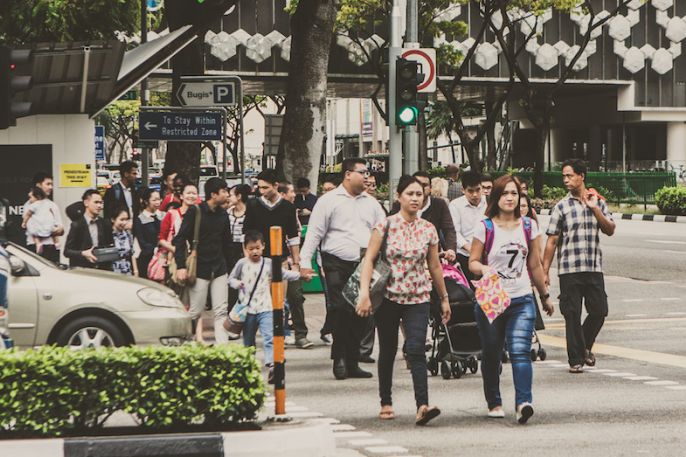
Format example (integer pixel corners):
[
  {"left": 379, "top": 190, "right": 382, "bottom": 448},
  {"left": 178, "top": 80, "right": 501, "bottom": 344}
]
[
  {"left": 139, "top": 111, "right": 223, "bottom": 141},
  {"left": 176, "top": 81, "right": 236, "bottom": 107},
  {"left": 94, "top": 125, "right": 105, "bottom": 161},
  {"left": 401, "top": 48, "right": 436, "bottom": 93}
]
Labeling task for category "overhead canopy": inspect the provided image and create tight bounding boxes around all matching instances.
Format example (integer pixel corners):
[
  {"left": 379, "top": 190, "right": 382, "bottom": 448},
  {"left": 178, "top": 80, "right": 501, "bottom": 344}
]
[{"left": 17, "top": 25, "right": 197, "bottom": 118}]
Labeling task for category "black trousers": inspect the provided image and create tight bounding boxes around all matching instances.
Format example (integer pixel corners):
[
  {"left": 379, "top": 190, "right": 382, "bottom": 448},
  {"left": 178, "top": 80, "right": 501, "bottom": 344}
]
[
  {"left": 558, "top": 272, "right": 609, "bottom": 366},
  {"left": 286, "top": 275, "right": 308, "bottom": 340},
  {"left": 28, "top": 244, "right": 60, "bottom": 264},
  {"left": 321, "top": 252, "right": 366, "bottom": 364},
  {"left": 136, "top": 252, "right": 153, "bottom": 279},
  {"left": 456, "top": 254, "right": 476, "bottom": 289}
]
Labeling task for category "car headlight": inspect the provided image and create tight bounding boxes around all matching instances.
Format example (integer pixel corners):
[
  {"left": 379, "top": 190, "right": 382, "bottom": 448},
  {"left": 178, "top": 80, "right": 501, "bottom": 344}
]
[{"left": 137, "top": 288, "right": 183, "bottom": 308}]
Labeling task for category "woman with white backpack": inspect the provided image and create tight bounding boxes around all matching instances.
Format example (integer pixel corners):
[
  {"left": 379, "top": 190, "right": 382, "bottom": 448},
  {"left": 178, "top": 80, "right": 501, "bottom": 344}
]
[{"left": 468, "top": 175, "right": 554, "bottom": 424}]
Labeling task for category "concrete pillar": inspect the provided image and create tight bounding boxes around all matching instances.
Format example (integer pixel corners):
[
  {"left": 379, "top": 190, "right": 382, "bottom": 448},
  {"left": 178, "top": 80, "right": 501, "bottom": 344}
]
[{"left": 666, "top": 122, "right": 686, "bottom": 167}]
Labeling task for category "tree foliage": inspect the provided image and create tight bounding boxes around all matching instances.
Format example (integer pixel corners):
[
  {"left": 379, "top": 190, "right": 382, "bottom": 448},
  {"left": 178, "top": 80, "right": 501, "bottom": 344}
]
[{"left": 0, "top": 0, "right": 140, "bottom": 45}]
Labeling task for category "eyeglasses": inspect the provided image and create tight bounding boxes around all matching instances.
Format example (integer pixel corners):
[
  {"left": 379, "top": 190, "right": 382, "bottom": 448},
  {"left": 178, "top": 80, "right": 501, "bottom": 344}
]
[{"left": 350, "top": 168, "right": 370, "bottom": 177}]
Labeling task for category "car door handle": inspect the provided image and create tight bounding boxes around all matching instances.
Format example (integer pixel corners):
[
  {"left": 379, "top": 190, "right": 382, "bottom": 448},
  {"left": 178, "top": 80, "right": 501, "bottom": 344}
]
[{"left": 42, "top": 293, "right": 53, "bottom": 300}]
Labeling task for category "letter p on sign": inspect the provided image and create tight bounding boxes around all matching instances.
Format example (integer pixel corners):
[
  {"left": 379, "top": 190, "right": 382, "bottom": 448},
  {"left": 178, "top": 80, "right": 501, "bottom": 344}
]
[{"left": 213, "top": 83, "right": 235, "bottom": 105}]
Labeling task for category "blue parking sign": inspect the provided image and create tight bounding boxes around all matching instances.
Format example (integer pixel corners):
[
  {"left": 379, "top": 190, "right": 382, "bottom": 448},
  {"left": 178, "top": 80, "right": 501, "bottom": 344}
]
[{"left": 95, "top": 125, "right": 105, "bottom": 161}]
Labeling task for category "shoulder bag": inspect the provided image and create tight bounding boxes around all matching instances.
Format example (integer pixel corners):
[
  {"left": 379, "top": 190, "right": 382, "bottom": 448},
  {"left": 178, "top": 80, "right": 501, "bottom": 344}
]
[
  {"left": 183, "top": 205, "right": 202, "bottom": 286},
  {"left": 342, "top": 218, "right": 392, "bottom": 314}
]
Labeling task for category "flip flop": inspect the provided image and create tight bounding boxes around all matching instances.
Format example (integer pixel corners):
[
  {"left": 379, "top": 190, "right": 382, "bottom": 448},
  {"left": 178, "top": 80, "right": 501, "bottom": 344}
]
[
  {"left": 379, "top": 409, "right": 395, "bottom": 420},
  {"left": 415, "top": 406, "right": 441, "bottom": 426}
]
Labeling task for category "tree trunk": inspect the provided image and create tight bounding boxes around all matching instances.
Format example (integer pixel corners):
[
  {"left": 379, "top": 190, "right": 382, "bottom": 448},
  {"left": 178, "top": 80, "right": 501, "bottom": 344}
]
[
  {"left": 276, "top": 0, "right": 339, "bottom": 187},
  {"left": 533, "top": 119, "right": 547, "bottom": 197},
  {"left": 464, "top": 141, "right": 482, "bottom": 172}
]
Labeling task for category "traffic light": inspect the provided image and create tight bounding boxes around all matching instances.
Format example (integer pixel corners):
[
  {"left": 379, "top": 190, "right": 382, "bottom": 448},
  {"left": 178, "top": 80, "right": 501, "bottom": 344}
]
[
  {"left": 0, "top": 46, "right": 32, "bottom": 130},
  {"left": 395, "top": 57, "right": 422, "bottom": 127}
]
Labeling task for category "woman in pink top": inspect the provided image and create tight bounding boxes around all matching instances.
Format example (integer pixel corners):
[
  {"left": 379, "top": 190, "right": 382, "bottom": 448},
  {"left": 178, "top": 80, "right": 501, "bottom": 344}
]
[{"left": 357, "top": 175, "right": 451, "bottom": 426}]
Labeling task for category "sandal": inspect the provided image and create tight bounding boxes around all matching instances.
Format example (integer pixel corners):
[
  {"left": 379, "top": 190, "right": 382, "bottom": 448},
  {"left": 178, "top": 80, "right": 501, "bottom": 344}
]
[
  {"left": 584, "top": 350, "right": 596, "bottom": 367},
  {"left": 568, "top": 364, "right": 584, "bottom": 374},
  {"left": 379, "top": 407, "right": 395, "bottom": 420},
  {"left": 415, "top": 405, "right": 441, "bottom": 426}
]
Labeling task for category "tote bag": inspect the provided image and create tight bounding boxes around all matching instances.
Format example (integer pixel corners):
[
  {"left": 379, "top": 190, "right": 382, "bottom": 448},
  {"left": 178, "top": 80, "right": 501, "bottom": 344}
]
[{"left": 471, "top": 269, "right": 511, "bottom": 324}]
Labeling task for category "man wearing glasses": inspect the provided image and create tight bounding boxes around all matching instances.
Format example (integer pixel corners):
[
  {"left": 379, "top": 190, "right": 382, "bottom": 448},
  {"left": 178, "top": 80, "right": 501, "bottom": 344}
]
[{"left": 301, "top": 158, "right": 386, "bottom": 380}]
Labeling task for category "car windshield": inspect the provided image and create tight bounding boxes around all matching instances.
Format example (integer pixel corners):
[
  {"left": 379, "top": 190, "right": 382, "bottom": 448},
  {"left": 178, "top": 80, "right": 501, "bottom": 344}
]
[{"left": 5, "top": 242, "right": 58, "bottom": 269}]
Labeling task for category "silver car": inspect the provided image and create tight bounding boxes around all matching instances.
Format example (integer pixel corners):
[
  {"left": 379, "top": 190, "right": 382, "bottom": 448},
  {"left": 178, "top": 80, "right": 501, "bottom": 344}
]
[{"left": 4, "top": 243, "right": 192, "bottom": 349}]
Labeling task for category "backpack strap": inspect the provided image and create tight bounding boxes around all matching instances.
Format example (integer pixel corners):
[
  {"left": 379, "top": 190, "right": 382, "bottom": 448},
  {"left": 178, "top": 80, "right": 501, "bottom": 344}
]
[{"left": 481, "top": 218, "right": 494, "bottom": 265}]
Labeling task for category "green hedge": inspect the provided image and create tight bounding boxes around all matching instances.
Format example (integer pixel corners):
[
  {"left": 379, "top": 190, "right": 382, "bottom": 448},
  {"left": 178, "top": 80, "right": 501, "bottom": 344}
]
[
  {"left": 0, "top": 345, "right": 265, "bottom": 436},
  {"left": 655, "top": 186, "right": 686, "bottom": 216}
]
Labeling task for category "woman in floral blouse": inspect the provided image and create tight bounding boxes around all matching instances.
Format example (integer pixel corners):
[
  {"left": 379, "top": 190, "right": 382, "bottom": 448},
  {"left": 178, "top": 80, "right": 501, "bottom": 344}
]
[
  {"left": 111, "top": 207, "right": 134, "bottom": 275},
  {"left": 357, "top": 175, "right": 451, "bottom": 426}
]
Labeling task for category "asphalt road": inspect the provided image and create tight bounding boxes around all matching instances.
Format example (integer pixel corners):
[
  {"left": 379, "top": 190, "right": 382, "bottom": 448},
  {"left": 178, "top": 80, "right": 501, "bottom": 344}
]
[{"left": 268, "top": 218, "right": 686, "bottom": 457}]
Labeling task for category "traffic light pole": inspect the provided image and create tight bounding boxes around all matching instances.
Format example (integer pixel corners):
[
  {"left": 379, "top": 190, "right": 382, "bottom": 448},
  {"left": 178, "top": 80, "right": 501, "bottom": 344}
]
[
  {"left": 388, "top": 2, "right": 403, "bottom": 194},
  {"left": 140, "top": 0, "right": 150, "bottom": 187},
  {"left": 403, "top": 0, "right": 420, "bottom": 174}
]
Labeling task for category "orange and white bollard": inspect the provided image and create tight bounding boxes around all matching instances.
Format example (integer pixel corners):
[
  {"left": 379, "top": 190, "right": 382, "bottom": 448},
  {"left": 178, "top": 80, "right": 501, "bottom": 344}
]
[{"left": 269, "top": 226, "right": 287, "bottom": 418}]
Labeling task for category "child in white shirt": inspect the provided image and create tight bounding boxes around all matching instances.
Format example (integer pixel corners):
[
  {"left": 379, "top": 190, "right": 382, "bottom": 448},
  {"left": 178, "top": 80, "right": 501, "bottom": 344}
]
[
  {"left": 228, "top": 230, "right": 308, "bottom": 383},
  {"left": 21, "top": 187, "right": 60, "bottom": 254}
]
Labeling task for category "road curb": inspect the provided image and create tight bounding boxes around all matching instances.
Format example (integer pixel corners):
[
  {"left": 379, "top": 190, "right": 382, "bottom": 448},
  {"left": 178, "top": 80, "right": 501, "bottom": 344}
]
[
  {"left": 537, "top": 208, "right": 686, "bottom": 223},
  {"left": 0, "top": 423, "right": 335, "bottom": 457}
]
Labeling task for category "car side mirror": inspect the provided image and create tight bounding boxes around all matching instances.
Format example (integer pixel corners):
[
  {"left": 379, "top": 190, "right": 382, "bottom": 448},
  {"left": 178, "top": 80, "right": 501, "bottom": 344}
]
[{"left": 9, "top": 256, "right": 25, "bottom": 275}]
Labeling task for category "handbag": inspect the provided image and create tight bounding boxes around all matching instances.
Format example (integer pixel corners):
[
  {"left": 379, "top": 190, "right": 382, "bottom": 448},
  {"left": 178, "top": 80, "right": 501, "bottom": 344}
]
[
  {"left": 147, "top": 248, "right": 167, "bottom": 282},
  {"left": 223, "top": 259, "right": 265, "bottom": 336},
  {"left": 342, "top": 219, "right": 391, "bottom": 314},
  {"left": 471, "top": 269, "right": 511, "bottom": 324},
  {"left": 177, "top": 205, "right": 202, "bottom": 286}
]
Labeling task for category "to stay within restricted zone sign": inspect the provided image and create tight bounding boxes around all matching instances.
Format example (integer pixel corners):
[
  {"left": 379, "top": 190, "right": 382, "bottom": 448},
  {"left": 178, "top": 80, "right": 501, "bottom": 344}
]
[{"left": 401, "top": 48, "right": 436, "bottom": 93}]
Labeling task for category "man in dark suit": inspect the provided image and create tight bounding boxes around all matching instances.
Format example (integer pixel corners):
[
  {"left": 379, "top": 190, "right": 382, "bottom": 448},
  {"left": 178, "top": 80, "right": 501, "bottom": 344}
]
[
  {"left": 64, "top": 189, "right": 114, "bottom": 270},
  {"left": 104, "top": 160, "right": 140, "bottom": 221}
]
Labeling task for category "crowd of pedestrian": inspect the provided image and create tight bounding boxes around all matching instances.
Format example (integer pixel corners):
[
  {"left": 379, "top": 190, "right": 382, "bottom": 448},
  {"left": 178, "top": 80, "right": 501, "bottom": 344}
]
[{"left": 15, "top": 156, "right": 614, "bottom": 427}]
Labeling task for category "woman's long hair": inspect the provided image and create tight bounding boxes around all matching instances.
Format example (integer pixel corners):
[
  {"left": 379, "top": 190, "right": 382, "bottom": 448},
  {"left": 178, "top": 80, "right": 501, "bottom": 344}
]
[{"left": 485, "top": 175, "right": 522, "bottom": 219}]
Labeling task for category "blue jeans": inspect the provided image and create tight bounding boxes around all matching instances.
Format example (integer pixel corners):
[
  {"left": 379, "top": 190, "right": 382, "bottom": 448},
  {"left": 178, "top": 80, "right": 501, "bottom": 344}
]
[
  {"left": 243, "top": 311, "right": 274, "bottom": 367},
  {"left": 475, "top": 294, "right": 536, "bottom": 409},
  {"left": 375, "top": 299, "right": 430, "bottom": 409}
]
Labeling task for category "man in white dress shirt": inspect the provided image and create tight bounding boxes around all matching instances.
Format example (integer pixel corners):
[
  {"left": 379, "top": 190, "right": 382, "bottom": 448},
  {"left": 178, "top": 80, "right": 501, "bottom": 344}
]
[
  {"left": 301, "top": 158, "right": 386, "bottom": 380},
  {"left": 448, "top": 170, "right": 487, "bottom": 283}
]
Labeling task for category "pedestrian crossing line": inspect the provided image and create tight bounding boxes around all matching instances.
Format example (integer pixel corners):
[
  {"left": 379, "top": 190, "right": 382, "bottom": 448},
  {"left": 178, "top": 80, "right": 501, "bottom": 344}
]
[
  {"left": 621, "top": 299, "right": 645, "bottom": 303},
  {"left": 666, "top": 312, "right": 686, "bottom": 316},
  {"left": 308, "top": 417, "right": 341, "bottom": 425},
  {"left": 366, "top": 446, "right": 409, "bottom": 454},
  {"left": 334, "top": 431, "right": 374, "bottom": 439},
  {"left": 626, "top": 314, "right": 648, "bottom": 318},
  {"left": 538, "top": 334, "right": 686, "bottom": 369},
  {"left": 586, "top": 369, "right": 617, "bottom": 373},
  {"left": 350, "top": 439, "right": 389, "bottom": 446},
  {"left": 286, "top": 411, "right": 325, "bottom": 418},
  {"left": 625, "top": 376, "right": 659, "bottom": 381},
  {"left": 331, "top": 424, "right": 357, "bottom": 431},
  {"left": 644, "top": 380, "right": 679, "bottom": 386},
  {"left": 659, "top": 298, "right": 680, "bottom": 301},
  {"left": 602, "top": 372, "right": 637, "bottom": 377},
  {"left": 665, "top": 386, "right": 686, "bottom": 391}
]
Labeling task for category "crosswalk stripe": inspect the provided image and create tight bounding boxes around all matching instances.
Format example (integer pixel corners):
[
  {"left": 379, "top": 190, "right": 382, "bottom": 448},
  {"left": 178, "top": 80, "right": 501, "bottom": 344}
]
[
  {"left": 644, "top": 380, "right": 679, "bottom": 386},
  {"left": 539, "top": 334, "right": 686, "bottom": 369}
]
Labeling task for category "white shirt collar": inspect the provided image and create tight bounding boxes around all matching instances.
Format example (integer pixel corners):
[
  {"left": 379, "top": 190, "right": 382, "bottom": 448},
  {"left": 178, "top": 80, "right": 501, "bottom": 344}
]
[
  {"left": 334, "top": 184, "right": 368, "bottom": 199},
  {"left": 464, "top": 196, "right": 486, "bottom": 209}
]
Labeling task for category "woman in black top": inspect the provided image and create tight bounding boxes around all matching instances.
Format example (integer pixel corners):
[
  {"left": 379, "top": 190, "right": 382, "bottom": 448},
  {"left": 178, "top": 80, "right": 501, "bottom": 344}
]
[{"left": 133, "top": 188, "right": 162, "bottom": 279}]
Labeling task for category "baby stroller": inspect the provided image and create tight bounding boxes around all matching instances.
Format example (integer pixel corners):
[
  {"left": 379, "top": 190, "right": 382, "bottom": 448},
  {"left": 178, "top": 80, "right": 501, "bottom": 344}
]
[{"left": 427, "top": 263, "right": 481, "bottom": 379}]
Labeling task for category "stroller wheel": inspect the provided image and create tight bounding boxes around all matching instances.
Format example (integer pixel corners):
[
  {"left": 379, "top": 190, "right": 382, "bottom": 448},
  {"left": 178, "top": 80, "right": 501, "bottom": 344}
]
[
  {"left": 428, "top": 357, "right": 439, "bottom": 376},
  {"left": 469, "top": 357, "right": 478, "bottom": 374},
  {"left": 441, "top": 361, "right": 451, "bottom": 379},
  {"left": 451, "top": 362, "right": 463, "bottom": 379},
  {"left": 538, "top": 348, "right": 547, "bottom": 361},
  {"left": 530, "top": 349, "right": 538, "bottom": 362}
]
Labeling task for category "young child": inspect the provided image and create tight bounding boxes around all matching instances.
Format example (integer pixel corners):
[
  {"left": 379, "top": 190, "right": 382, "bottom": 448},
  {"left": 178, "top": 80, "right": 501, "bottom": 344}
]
[
  {"left": 111, "top": 207, "right": 135, "bottom": 275},
  {"left": 228, "top": 230, "right": 309, "bottom": 383},
  {"left": 21, "top": 187, "right": 60, "bottom": 254}
]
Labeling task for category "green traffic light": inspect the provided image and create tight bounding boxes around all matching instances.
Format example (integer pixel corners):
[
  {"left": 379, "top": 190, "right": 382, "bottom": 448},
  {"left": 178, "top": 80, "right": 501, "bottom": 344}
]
[{"left": 397, "top": 105, "right": 418, "bottom": 126}]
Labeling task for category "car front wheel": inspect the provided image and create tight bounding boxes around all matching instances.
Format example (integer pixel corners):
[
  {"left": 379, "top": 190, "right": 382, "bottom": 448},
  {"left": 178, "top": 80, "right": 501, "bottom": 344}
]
[{"left": 55, "top": 316, "right": 128, "bottom": 349}]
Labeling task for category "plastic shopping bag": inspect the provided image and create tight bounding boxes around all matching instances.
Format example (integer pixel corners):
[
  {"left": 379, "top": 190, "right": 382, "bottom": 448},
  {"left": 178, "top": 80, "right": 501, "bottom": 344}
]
[{"left": 471, "top": 269, "right": 511, "bottom": 324}]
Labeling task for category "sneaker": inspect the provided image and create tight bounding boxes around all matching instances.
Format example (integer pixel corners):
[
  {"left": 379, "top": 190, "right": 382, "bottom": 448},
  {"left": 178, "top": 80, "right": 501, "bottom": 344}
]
[
  {"left": 285, "top": 335, "right": 296, "bottom": 345},
  {"left": 487, "top": 408, "right": 505, "bottom": 418},
  {"left": 320, "top": 333, "right": 332, "bottom": 345},
  {"left": 295, "top": 337, "right": 314, "bottom": 349},
  {"left": 516, "top": 403, "right": 534, "bottom": 424},
  {"left": 267, "top": 367, "right": 275, "bottom": 385}
]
